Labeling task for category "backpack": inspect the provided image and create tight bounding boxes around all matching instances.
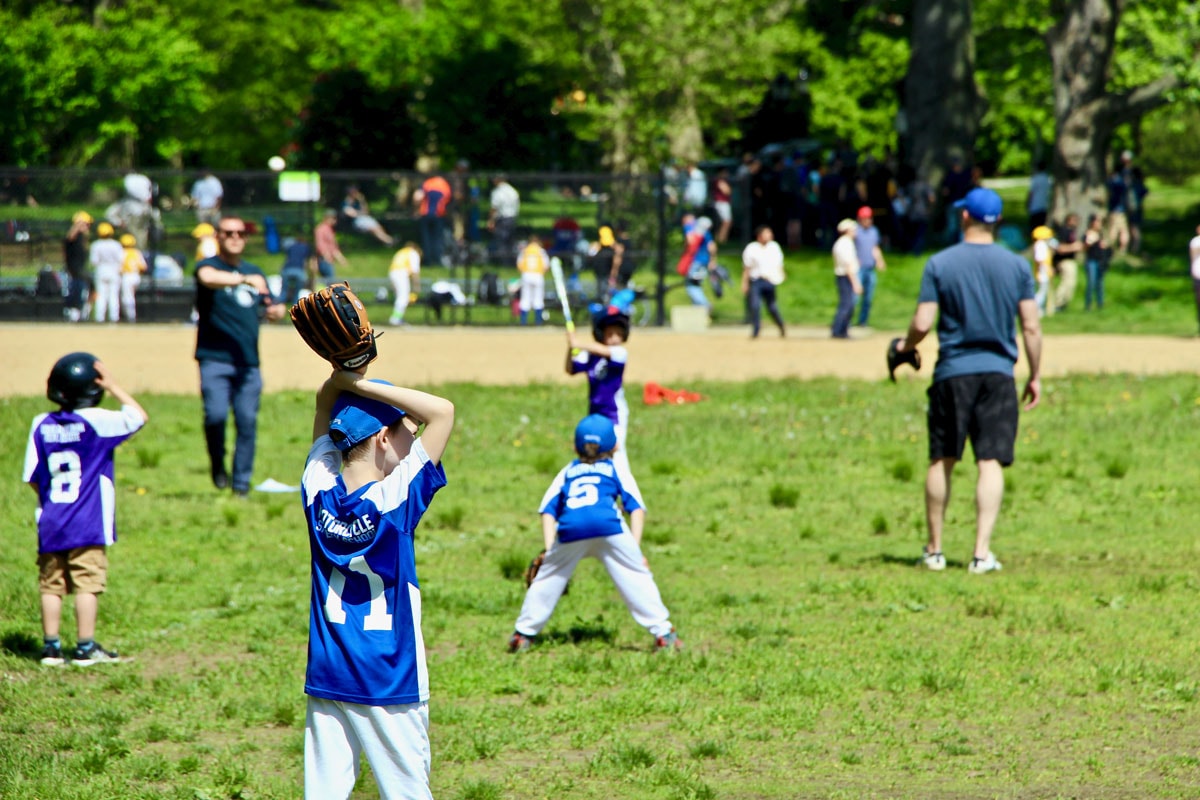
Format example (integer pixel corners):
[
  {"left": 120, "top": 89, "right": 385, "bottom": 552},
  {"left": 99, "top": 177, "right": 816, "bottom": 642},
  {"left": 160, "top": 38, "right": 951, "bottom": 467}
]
[{"left": 36, "top": 267, "right": 62, "bottom": 297}]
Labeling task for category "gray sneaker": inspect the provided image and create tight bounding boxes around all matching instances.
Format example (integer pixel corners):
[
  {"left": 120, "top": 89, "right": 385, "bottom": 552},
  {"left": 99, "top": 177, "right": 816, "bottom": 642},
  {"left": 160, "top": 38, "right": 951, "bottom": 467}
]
[
  {"left": 921, "top": 550, "right": 947, "bottom": 571},
  {"left": 968, "top": 552, "right": 1003, "bottom": 575},
  {"left": 70, "top": 642, "right": 120, "bottom": 666}
]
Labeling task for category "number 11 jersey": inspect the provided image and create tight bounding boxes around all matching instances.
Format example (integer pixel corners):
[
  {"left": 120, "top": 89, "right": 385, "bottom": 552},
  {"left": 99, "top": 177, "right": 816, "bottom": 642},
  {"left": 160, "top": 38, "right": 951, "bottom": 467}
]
[{"left": 301, "top": 436, "right": 447, "bottom": 706}]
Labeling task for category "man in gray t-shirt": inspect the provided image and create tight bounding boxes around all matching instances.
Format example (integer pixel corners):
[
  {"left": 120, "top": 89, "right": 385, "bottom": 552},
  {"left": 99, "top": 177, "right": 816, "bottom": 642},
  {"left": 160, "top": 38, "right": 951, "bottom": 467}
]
[{"left": 894, "top": 187, "right": 1042, "bottom": 575}]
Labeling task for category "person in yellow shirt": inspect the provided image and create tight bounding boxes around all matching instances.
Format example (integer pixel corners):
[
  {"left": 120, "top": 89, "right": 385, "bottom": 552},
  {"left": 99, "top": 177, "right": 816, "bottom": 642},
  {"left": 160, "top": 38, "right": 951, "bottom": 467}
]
[
  {"left": 119, "top": 233, "right": 147, "bottom": 323},
  {"left": 193, "top": 223, "right": 218, "bottom": 263},
  {"left": 516, "top": 234, "right": 549, "bottom": 325},
  {"left": 388, "top": 242, "right": 422, "bottom": 326}
]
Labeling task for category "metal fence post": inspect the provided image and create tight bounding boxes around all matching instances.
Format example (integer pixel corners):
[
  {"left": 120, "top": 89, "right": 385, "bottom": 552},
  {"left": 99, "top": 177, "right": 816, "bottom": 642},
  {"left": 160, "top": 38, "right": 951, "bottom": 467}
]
[{"left": 655, "top": 166, "right": 667, "bottom": 327}]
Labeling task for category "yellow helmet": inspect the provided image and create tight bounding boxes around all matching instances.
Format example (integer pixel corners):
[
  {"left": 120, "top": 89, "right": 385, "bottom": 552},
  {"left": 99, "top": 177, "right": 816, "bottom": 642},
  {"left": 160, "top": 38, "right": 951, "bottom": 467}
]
[
  {"left": 96, "top": 222, "right": 114, "bottom": 238},
  {"left": 598, "top": 226, "right": 615, "bottom": 247},
  {"left": 72, "top": 211, "right": 94, "bottom": 225},
  {"left": 192, "top": 222, "right": 215, "bottom": 238},
  {"left": 1032, "top": 225, "right": 1054, "bottom": 241},
  {"left": 119, "top": 234, "right": 137, "bottom": 247}
]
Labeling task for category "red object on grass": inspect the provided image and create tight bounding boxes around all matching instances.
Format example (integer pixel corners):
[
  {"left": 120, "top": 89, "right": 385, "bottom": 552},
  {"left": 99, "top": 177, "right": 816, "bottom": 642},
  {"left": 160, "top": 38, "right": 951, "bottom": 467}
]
[{"left": 643, "top": 381, "right": 704, "bottom": 405}]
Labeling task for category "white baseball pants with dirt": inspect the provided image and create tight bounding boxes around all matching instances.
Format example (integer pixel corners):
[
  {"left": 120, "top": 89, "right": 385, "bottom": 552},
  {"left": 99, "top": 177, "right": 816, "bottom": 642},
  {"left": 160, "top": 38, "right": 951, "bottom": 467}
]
[
  {"left": 514, "top": 531, "right": 673, "bottom": 638},
  {"left": 305, "top": 696, "right": 431, "bottom": 800},
  {"left": 93, "top": 264, "right": 121, "bottom": 322}
]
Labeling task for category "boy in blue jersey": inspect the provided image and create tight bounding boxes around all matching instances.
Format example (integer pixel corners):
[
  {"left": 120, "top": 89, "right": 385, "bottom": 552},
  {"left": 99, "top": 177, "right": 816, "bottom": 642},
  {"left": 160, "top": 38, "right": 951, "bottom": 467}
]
[
  {"left": 566, "top": 305, "right": 641, "bottom": 493},
  {"left": 23, "top": 352, "right": 148, "bottom": 666},
  {"left": 300, "top": 369, "right": 455, "bottom": 800},
  {"left": 508, "top": 414, "right": 680, "bottom": 653}
]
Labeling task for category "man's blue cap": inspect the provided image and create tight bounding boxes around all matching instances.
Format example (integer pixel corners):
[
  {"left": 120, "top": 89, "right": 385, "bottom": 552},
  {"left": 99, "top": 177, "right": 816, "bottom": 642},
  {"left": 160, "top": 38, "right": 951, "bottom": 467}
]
[
  {"left": 574, "top": 414, "right": 617, "bottom": 456},
  {"left": 953, "top": 187, "right": 1003, "bottom": 224},
  {"left": 329, "top": 380, "right": 406, "bottom": 452}
]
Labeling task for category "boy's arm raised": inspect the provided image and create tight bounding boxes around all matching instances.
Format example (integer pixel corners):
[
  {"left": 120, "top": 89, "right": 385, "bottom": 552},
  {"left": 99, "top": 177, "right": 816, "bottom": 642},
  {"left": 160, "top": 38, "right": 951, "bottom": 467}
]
[
  {"left": 312, "top": 372, "right": 341, "bottom": 443},
  {"left": 93, "top": 361, "right": 148, "bottom": 424},
  {"left": 333, "top": 371, "right": 456, "bottom": 464}
]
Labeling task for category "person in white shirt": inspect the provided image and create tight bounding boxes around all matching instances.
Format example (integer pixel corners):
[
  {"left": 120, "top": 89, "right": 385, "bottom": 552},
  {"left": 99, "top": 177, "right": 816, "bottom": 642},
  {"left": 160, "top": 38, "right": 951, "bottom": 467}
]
[
  {"left": 831, "top": 219, "right": 861, "bottom": 339},
  {"left": 1189, "top": 224, "right": 1200, "bottom": 335},
  {"left": 488, "top": 176, "right": 521, "bottom": 261},
  {"left": 190, "top": 171, "right": 224, "bottom": 224},
  {"left": 89, "top": 222, "right": 125, "bottom": 323},
  {"left": 741, "top": 225, "right": 787, "bottom": 338}
]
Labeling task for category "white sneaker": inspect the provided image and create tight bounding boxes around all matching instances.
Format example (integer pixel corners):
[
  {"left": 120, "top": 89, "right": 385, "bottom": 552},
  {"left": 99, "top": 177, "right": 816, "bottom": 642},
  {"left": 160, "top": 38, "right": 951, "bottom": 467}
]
[
  {"left": 921, "top": 550, "right": 946, "bottom": 571},
  {"left": 968, "top": 552, "right": 1003, "bottom": 574}
]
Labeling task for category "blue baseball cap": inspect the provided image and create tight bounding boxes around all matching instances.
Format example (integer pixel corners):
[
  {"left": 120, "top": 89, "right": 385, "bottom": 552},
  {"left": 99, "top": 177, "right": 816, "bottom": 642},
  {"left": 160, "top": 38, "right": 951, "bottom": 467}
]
[
  {"left": 328, "top": 380, "right": 406, "bottom": 452},
  {"left": 574, "top": 414, "right": 617, "bottom": 455},
  {"left": 953, "top": 187, "right": 1003, "bottom": 224}
]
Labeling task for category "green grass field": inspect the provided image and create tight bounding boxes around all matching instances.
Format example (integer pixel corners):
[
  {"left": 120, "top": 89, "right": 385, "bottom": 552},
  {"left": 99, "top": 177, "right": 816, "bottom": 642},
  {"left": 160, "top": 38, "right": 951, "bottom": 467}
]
[{"left": 1, "top": 372, "right": 1199, "bottom": 799}]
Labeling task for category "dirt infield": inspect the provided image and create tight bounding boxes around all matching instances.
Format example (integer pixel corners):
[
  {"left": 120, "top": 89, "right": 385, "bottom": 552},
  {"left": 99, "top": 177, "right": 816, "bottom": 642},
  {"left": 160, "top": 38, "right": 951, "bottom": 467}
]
[{"left": 3, "top": 322, "right": 1199, "bottom": 398}]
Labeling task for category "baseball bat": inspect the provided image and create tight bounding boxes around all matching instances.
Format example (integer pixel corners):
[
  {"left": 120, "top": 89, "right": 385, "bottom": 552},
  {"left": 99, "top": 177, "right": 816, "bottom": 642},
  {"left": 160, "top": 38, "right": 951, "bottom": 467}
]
[{"left": 549, "top": 257, "right": 574, "bottom": 333}]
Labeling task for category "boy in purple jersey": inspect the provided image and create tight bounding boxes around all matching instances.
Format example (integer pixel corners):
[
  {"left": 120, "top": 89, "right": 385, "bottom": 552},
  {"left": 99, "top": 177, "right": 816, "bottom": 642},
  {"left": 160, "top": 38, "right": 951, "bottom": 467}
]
[
  {"left": 566, "top": 305, "right": 641, "bottom": 492},
  {"left": 507, "top": 414, "right": 680, "bottom": 654},
  {"left": 23, "top": 352, "right": 148, "bottom": 666},
  {"left": 301, "top": 368, "right": 454, "bottom": 800}
]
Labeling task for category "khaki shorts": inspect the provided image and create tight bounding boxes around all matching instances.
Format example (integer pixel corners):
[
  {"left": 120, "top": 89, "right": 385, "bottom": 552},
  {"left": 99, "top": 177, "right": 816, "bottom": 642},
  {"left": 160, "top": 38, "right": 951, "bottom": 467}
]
[
  {"left": 38, "top": 546, "right": 108, "bottom": 596},
  {"left": 1106, "top": 211, "right": 1128, "bottom": 243}
]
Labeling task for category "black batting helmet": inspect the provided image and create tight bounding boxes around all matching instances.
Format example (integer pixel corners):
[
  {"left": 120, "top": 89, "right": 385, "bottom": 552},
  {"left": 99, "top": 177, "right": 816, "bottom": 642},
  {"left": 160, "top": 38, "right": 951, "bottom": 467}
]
[
  {"left": 592, "top": 305, "right": 630, "bottom": 343},
  {"left": 47, "top": 352, "right": 104, "bottom": 410}
]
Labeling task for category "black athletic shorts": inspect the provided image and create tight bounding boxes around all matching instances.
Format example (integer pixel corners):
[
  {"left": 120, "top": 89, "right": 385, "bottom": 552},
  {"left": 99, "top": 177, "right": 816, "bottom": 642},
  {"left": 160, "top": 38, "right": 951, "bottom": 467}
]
[{"left": 927, "top": 373, "right": 1019, "bottom": 466}]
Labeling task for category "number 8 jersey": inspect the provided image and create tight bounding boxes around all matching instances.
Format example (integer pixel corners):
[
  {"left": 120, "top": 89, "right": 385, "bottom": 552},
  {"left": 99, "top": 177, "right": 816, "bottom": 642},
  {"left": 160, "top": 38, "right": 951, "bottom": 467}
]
[
  {"left": 23, "top": 407, "right": 146, "bottom": 552},
  {"left": 539, "top": 458, "right": 644, "bottom": 542},
  {"left": 301, "top": 436, "right": 447, "bottom": 706}
]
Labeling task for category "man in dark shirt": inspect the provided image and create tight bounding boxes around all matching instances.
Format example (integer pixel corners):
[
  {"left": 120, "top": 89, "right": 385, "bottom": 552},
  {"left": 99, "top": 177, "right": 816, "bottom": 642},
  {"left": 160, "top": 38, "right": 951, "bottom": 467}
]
[
  {"left": 194, "top": 217, "right": 286, "bottom": 495},
  {"left": 63, "top": 211, "right": 92, "bottom": 322}
]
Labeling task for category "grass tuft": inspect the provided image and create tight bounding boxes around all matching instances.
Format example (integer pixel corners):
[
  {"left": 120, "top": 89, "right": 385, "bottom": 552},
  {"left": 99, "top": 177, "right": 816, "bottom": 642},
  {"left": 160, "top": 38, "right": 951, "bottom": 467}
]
[{"left": 768, "top": 483, "right": 799, "bottom": 508}]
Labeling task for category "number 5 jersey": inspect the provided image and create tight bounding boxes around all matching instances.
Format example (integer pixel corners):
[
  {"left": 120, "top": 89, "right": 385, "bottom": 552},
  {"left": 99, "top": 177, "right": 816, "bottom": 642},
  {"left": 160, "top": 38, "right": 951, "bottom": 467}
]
[
  {"left": 538, "top": 458, "right": 644, "bottom": 543},
  {"left": 23, "top": 406, "right": 146, "bottom": 553},
  {"left": 300, "top": 436, "right": 447, "bottom": 706}
]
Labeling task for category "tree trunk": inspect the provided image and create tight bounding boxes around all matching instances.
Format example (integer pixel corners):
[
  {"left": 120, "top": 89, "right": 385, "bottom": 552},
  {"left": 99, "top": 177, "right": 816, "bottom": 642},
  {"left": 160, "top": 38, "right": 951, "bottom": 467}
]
[
  {"left": 1047, "top": 0, "right": 1178, "bottom": 223},
  {"left": 667, "top": 83, "right": 704, "bottom": 164},
  {"left": 903, "top": 0, "right": 983, "bottom": 189}
]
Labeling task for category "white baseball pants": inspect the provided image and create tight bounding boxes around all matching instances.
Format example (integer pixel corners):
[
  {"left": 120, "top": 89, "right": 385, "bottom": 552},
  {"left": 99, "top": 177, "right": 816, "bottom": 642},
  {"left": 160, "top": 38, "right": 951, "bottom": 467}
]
[
  {"left": 305, "top": 697, "right": 431, "bottom": 800},
  {"left": 389, "top": 270, "right": 411, "bottom": 323},
  {"left": 93, "top": 265, "right": 120, "bottom": 322},
  {"left": 514, "top": 531, "right": 673, "bottom": 638},
  {"left": 518, "top": 272, "right": 545, "bottom": 313},
  {"left": 120, "top": 272, "right": 140, "bottom": 322}
]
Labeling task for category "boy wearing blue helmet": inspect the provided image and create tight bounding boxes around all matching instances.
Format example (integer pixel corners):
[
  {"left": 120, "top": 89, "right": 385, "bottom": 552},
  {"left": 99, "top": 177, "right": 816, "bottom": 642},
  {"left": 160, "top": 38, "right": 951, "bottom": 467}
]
[
  {"left": 566, "top": 304, "right": 641, "bottom": 494},
  {"left": 507, "top": 414, "right": 680, "bottom": 653}
]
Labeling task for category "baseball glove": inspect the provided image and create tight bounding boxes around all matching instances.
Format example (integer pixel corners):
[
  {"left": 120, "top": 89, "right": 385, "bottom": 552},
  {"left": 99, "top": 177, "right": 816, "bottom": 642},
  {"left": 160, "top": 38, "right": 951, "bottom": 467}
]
[
  {"left": 290, "top": 282, "right": 379, "bottom": 370},
  {"left": 524, "top": 550, "right": 546, "bottom": 588},
  {"left": 887, "top": 337, "right": 921, "bottom": 382}
]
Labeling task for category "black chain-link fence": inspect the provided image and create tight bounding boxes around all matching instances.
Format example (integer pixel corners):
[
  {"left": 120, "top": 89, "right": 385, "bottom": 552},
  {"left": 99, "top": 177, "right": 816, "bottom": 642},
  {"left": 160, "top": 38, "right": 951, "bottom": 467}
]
[{"left": 0, "top": 167, "right": 756, "bottom": 324}]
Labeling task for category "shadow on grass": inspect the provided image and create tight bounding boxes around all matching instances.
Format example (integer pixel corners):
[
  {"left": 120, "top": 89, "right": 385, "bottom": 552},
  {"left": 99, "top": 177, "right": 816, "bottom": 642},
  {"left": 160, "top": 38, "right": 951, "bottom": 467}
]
[
  {"left": 1, "top": 630, "right": 42, "bottom": 661},
  {"left": 542, "top": 617, "right": 616, "bottom": 646},
  {"left": 873, "top": 553, "right": 967, "bottom": 570}
]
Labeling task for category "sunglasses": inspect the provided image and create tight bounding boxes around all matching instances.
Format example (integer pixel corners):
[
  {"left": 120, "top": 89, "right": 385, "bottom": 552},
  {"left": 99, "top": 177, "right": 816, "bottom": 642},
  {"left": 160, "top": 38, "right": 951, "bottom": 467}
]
[{"left": 218, "top": 229, "right": 247, "bottom": 238}]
